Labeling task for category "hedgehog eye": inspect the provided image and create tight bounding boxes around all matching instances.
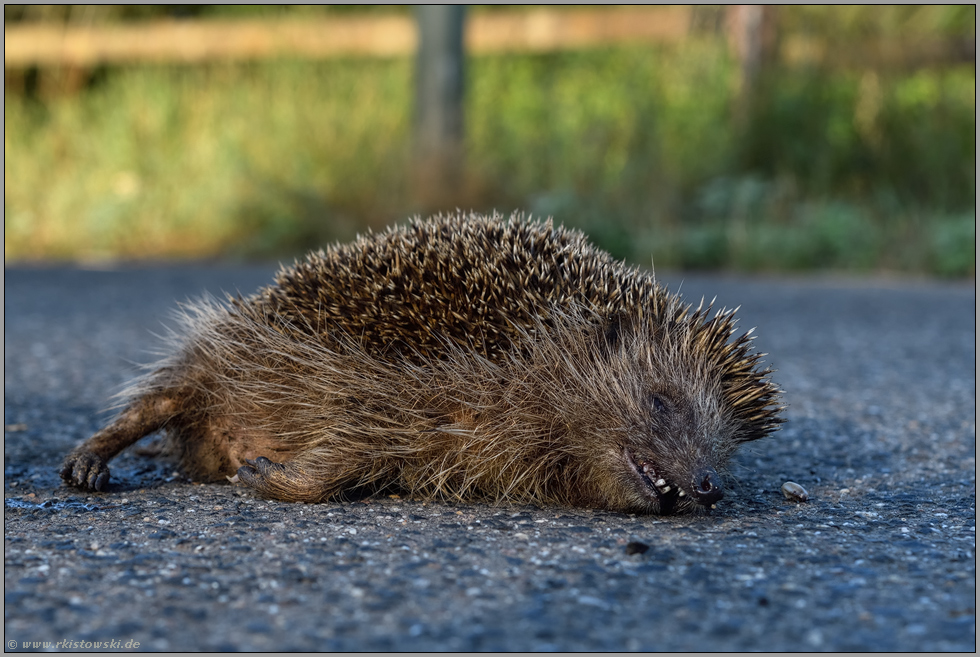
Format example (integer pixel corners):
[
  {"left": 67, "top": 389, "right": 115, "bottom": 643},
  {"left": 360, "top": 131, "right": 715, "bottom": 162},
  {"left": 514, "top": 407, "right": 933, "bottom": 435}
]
[{"left": 652, "top": 396, "right": 666, "bottom": 413}]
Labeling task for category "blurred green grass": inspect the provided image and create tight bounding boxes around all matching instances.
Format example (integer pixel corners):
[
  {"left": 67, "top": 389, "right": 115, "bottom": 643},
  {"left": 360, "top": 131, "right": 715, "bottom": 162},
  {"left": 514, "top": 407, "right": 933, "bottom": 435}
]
[{"left": 4, "top": 41, "right": 975, "bottom": 275}]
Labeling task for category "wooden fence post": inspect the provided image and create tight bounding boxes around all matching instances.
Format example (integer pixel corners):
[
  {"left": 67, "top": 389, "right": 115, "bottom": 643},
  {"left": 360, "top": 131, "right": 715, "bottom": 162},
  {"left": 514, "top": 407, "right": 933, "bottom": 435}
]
[
  {"left": 728, "top": 5, "right": 779, "bottom": 126},
  {"left": 414, "top": 5, "right": 467, "bottom": 204}
]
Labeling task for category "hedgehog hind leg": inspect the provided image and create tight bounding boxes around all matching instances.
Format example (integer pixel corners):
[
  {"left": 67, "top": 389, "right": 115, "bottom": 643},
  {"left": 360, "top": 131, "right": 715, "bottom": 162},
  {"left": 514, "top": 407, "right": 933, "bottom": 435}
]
[{"left": 60, "top": 390, "right": 180, "bottom": 492}]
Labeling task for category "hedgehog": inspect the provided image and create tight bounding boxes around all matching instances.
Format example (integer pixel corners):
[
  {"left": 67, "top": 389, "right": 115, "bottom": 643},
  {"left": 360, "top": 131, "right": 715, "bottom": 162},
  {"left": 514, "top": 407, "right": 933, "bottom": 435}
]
[{"left": 61, "top": 211, "right": 783, "bottom": 514}]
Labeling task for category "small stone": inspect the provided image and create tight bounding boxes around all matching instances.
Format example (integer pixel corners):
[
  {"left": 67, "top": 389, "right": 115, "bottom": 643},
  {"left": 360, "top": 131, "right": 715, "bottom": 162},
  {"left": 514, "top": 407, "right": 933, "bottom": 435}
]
[
  {"left": 624, "top": 541, "right": 650, "bottom": 555},
  {"left": 781, "top": 482, "right": 809, "bottom": 502}
]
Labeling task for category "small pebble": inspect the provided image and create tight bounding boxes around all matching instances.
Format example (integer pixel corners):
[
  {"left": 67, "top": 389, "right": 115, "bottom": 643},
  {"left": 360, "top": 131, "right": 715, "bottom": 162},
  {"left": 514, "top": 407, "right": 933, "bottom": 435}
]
[
  {"left": 624, "top": 541, "right": 649, "bottom": 555},
  {"left": 781, "top": 481, "right": 809, "bottom": 502}
]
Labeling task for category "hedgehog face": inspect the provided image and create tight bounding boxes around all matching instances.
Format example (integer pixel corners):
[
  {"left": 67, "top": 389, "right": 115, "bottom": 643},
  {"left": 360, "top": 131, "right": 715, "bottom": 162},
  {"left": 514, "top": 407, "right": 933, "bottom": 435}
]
[
  {"left": 618, "top": 386, "right": 731, "bottom": 514},
  {"left": 571, "top": 319, "right": 746, "bottom": 515}
]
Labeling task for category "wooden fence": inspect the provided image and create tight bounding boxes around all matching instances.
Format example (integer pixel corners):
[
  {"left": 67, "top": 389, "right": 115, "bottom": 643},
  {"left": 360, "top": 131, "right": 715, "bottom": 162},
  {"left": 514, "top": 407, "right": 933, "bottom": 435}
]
[
  {"left": 3, "top": 7, "right": 690, "bottom": 67},
  {"left": 4, "top": 6, "right": 971, "bottom": 69}
]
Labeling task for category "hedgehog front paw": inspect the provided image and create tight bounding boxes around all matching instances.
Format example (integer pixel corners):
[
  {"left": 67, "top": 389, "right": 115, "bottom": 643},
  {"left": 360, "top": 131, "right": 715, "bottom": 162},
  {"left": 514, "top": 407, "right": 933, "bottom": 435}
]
[
  {"left": 60, "top": 451, "right": 111, "bottom": 491},
  {"left": 237, "top": 456, "right": 288, "bottom": 493},
  {"left": 237, "top": 457, "right": 334, "bottom": 503}
]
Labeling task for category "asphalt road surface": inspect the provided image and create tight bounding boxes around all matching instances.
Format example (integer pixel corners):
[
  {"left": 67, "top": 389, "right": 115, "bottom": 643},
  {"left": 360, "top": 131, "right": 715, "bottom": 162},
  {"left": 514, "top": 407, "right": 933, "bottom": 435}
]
[{"left": 4, "top": 263, "right": 975, "bottom": 651}]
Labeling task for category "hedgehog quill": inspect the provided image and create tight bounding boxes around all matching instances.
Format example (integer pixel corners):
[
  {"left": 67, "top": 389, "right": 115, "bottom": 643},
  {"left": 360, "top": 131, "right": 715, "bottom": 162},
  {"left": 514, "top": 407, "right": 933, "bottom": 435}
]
[{"left": 62, "top": 212, "right": 783, "bottom": 514}]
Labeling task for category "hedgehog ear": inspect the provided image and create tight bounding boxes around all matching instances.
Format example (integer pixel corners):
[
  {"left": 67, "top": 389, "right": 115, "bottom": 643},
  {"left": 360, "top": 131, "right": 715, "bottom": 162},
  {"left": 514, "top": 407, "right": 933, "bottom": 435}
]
[{"left": 601, "top": 313, "right": 632, "bottom": 353}]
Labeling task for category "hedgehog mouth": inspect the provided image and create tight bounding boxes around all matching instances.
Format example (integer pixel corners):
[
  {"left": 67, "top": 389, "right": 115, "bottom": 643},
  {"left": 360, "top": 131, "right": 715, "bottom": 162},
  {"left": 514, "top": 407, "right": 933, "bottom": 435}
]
[{"left": 623, "top": 448, "right": 682, "bottom": 513}]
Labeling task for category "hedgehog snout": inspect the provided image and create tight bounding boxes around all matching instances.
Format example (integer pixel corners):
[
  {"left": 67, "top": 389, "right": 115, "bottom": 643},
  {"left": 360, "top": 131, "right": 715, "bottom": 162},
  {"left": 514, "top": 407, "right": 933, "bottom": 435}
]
[{"left": 689, "top": 465, "right": 724, "bottom": 507}]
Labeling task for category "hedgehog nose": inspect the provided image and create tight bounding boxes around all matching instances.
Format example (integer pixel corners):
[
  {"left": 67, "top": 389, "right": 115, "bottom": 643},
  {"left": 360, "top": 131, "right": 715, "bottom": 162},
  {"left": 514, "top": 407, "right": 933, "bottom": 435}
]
[{"left": 691, "top": 466, "right": 724, "bottom": 507}]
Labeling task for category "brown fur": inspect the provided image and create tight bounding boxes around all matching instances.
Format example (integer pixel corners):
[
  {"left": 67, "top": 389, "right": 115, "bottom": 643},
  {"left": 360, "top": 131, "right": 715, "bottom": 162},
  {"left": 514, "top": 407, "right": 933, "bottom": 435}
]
[{"left": 61, "top": 212, "right": 783, "bottom": 514}]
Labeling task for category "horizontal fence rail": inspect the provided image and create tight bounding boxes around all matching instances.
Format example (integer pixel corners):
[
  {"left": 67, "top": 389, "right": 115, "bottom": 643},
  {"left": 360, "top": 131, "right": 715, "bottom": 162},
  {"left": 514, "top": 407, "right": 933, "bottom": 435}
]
[
  {"left": 4, "top": 7, "right": 972, "bottom": 69},
  {"left": 3, "top": 7, "right": 689, "bottom": 66}
]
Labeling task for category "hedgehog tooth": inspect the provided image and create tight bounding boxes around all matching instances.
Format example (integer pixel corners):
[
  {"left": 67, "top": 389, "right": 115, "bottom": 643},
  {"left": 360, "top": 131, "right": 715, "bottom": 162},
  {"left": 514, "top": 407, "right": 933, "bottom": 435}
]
[{"left": 655, "top": 478, "right": 666, "bottom": 487}]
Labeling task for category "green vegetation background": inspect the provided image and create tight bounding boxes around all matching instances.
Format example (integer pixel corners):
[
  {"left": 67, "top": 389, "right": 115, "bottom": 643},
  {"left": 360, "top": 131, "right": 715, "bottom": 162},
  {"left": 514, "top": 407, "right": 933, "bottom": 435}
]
[{"left": 4, "top": 5, "right": 975, "bottom": 275}]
